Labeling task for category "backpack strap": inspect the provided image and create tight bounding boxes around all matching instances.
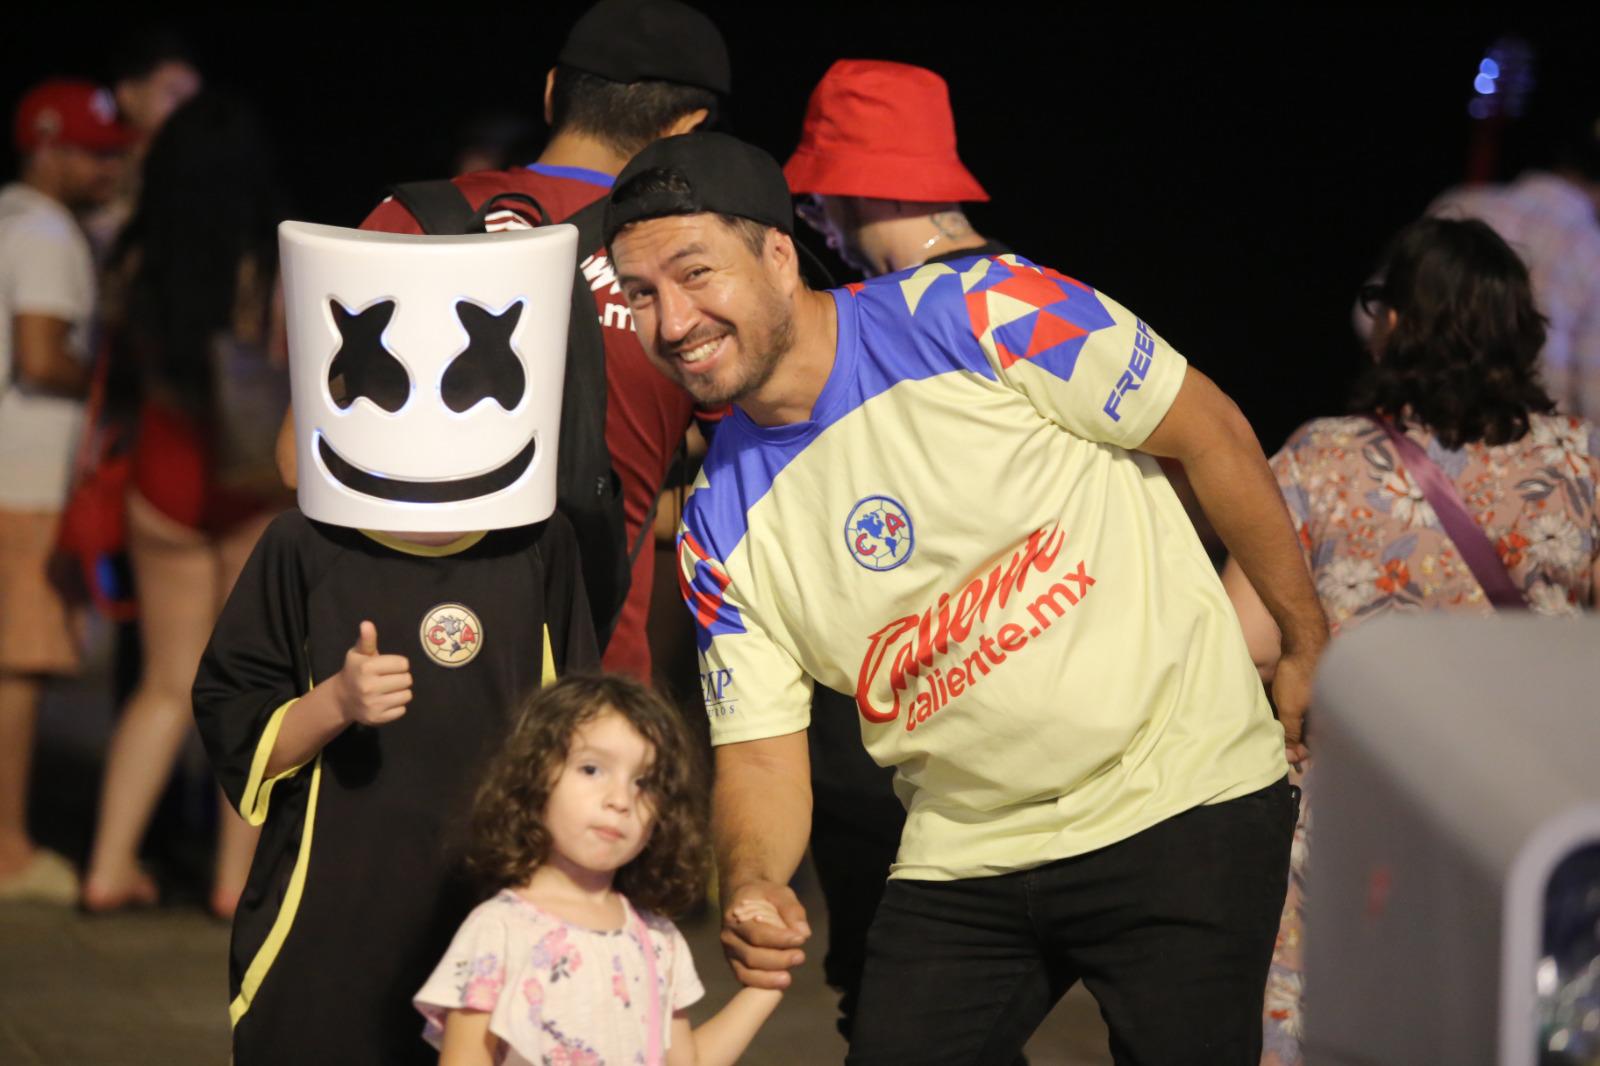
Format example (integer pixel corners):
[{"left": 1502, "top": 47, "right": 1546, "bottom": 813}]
[
  {"left": 466, "top": 191, "right": 548, "bottom": 232},
  {"left": 554, "top": 196, "right": 631, "bottom": 644},
  {"left": 385, "top": 180, "right": 476, "bottom": 234},
  {"left": 385, "top": 182, "right": 548, "bottom": 234},
  {"left": 1374, "top": 418, "right": 1528, "bottom": 609}
]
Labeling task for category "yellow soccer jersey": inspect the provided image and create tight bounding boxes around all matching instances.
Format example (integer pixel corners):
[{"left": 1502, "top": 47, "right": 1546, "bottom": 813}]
[{"left": 678, "top": 255, "right": 1286, "bottom": 881}]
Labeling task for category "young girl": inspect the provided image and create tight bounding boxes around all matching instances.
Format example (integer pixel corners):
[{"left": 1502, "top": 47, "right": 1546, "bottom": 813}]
[{"left": 415, "top": 674, "right": 783, "bottom": 1065}]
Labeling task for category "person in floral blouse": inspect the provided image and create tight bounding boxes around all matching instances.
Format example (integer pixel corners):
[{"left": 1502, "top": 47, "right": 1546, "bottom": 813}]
[{"left": 1223, "top": 216, "right": 1600, "bottom": 1066}]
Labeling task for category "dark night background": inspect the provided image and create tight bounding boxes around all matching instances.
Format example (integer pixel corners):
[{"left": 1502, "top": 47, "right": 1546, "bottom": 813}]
[{"left": 5, "top": 9, "right": 1597, "bottom": 453}]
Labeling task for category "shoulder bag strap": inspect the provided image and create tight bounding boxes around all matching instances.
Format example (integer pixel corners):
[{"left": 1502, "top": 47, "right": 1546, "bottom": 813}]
[{"left": 1375, "top": 417, "right": 1528, "bottom": 609}]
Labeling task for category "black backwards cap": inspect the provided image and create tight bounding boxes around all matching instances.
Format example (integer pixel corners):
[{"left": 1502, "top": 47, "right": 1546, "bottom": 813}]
[
  {"left": 603, "top": 132, "right": 794, "bottom": 248},
  {"left": 558, "top": 0, "right": 731, "bottom": 96}
]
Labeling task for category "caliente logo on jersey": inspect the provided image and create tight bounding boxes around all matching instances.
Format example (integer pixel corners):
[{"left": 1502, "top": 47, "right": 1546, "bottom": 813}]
[{"left": 845, "top": 496, "right": 915, "bottom": 571}]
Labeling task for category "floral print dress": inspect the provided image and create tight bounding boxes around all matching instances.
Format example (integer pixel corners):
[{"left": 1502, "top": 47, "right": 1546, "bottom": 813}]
[
  {"left": 1260, "top": 412, "right": 1600, "bottom": 1066},
  {"left": 415, "top": 889, "right": 704, "bottom": 1066}
]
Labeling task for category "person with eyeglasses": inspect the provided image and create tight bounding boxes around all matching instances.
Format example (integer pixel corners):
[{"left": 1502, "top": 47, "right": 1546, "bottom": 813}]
[{"left": 1224, "top": 215, "right": 1600, "bottom": 1066}]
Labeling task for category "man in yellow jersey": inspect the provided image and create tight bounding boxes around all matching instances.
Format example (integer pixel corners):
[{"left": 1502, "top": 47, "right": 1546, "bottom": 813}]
[{"left": 605, "top": 132, "right": 1324, "bottom": 1065}]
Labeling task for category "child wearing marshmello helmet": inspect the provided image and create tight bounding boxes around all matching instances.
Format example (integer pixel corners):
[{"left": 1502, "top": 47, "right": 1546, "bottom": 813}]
[{"left": 193, "top": 220, "right": 597, "bottom": 1066}]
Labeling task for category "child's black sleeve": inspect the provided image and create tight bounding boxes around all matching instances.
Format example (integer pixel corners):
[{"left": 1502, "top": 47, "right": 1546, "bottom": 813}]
[{"left": 192, "top": 510, "right": 318, "bottom": 823}]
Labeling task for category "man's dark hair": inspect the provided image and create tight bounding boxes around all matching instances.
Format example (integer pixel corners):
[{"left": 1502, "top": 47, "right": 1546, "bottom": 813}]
[
  {"left": 548, "top": 65, "right": 718, "bottom": 159},
  {"left": 1350, "top": 216, "right": 1553, "bottom": 448},
  {"left": 607, "top": 166, "right": 771, "bottom": 256},
  {"left": 106, "top": 29, "right": 195, "bottom": 86}
]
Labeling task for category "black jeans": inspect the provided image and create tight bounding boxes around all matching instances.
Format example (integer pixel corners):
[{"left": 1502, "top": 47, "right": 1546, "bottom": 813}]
[{"left": 845, "top": 778, "right": 1298, "bottom": 1066}]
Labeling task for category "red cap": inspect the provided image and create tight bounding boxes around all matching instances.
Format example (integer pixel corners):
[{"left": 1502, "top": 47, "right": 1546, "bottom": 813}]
[
  {"left": 784, "top": 60, "right": 987, "bottom": 203},
  {"left": 14, "top": 79, "right": 137, "bottom": 154}
]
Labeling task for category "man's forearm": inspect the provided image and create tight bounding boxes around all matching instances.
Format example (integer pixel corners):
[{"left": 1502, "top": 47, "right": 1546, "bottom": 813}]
[
  {"left": 13, "top": 314, "right": 90, "bottom": 397},
  {"left": 1186, "top": 423, "right": 1326, "bottom": 654},
  {"left": 27, "top": 356, "right": 89, "bottom": 396},
  {"left": 713, "top": 732, "right": 812, "bottom": 891},
  {"left": 1141, "top": 369, "right": 1326, "bottom": 654}
]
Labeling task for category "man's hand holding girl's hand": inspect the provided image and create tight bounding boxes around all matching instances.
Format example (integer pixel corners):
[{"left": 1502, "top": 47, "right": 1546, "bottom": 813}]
[{"left": 721, "top": 880, "right": 811, "bottom": 990}]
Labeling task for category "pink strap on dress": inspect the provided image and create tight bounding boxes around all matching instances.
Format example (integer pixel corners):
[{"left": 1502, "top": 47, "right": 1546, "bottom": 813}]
[{"left": 632, "top": 906, "right": 663, "bottom": 1066}]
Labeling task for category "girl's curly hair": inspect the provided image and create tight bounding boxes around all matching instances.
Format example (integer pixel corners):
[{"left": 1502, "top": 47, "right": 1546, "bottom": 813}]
[
  {"left": 466, "top": 673, "right": 709, "bottom": 917},
  {"left": 1350, "top": 216, "right": 1553, "bottom": 448}
]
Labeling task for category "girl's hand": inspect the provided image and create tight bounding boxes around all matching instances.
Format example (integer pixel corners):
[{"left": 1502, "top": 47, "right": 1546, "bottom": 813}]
[
  {"left": 333, "top": 621, "right": 412, "bottom": 726},
  {"left": 729, "top": 900, "right": 782, "bottom": 926}
]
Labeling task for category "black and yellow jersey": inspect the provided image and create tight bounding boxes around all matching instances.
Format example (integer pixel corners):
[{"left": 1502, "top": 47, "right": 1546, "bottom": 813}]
[{"left": 194, "top": 509, "right": 596, "bottom": 1066}]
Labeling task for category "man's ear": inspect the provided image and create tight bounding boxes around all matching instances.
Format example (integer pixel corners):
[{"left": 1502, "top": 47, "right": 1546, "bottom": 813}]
[
  {"left": 543, "top": 68, "right": 557, "bottom": 127},
  {"left": 767, "top": 230, "right": 802, "bottom": 292},
  {"left": 662, "top": 108, "right": 711, "bottom": 139}
]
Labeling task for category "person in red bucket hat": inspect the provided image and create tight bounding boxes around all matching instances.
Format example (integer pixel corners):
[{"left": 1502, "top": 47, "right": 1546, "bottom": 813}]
[
  {"left": 785, "top": 58, "right": 1017, "bottom": 1048},
  {"left": 786, "top": 59, "right": 1006, "bottom": 278}
]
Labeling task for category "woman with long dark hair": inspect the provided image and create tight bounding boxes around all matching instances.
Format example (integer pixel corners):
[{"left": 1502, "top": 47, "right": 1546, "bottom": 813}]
[
  {"left": 81, "top": 93, "right": 290, "bottom": 917},
  {"left": 1225, "top": 216, "right": 1600, "bottom": 1065}
]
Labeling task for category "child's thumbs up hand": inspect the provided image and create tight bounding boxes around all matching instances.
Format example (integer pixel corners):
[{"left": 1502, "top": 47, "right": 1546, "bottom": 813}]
[{"left": 334, "top": 621, "right": 412, "bottom": 726}]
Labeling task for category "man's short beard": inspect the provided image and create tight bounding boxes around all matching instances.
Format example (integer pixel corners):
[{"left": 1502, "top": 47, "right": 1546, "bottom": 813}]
[{"left": 683, "top": 281, "right": 796, "bottom": 408}]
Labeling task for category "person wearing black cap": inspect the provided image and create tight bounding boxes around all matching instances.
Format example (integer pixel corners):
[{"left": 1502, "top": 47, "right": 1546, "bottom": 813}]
[
  {"left": 606, "top": 131, "right": 1327, "bottom": 1065},
  {"left": 279, "top": 0, "right": 730, "bottom": 683}
]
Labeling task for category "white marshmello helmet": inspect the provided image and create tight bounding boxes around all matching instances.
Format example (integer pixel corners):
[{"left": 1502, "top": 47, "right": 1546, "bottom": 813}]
[{"left": 279, "top": 221, "right": 578, "bottom": 532}]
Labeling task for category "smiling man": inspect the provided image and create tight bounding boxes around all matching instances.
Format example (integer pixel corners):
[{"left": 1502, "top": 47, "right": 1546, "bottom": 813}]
[{"left": 605, "top": 132, "right": 1327, "bottom": 1066}]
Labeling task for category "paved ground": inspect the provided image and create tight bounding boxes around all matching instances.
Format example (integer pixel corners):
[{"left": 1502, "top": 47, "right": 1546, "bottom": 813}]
[
  {"left": 0, "top": 897, "right": 1113, "bottom": 1066},
  {"left": 0, "top": 620, "right": 1113, "bottom": 1065}
]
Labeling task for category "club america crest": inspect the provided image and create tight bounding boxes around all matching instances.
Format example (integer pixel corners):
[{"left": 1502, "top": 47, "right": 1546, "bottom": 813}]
[
  {"left": 844, "top": 495, "right": 915, "bottom": 572},
  {"left": 419, "top": 602, "right": 483, "bottom": 668}
]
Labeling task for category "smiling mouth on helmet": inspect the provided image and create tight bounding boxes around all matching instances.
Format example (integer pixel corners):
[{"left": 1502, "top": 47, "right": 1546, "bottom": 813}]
[{"left": 316, "top": 433, "right": 538, "bottom": 504}]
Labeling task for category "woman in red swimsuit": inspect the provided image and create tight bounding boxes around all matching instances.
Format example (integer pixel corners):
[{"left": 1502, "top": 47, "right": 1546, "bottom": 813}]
[{"left": 82, "top": 94, "right": 291, "bottom": 917}]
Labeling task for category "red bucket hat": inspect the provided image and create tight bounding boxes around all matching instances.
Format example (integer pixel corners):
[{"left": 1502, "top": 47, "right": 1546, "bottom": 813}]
[
  {"left": 13, "top": 79, "right": 137, "bottom": 154},
  {"left": 784, "top": 60, "right": 987, "bottom": 203}
]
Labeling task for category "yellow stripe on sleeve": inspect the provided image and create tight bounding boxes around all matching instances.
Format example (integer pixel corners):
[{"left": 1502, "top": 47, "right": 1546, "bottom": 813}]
[
  {"left": 229, "top": 756, "right": 323, "bottom": 1026},
  {"left": 240, "top": 699, "right": 312, "bottom": 827},
  {"left": 541, "top": 623, "right": 557, "bottom": 688}
]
